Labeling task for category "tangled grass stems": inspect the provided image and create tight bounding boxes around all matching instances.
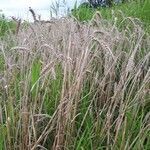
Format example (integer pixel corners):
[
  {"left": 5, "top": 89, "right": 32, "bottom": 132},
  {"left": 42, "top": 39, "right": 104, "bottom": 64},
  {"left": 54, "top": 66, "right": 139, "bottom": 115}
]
[{"left": 0, "top": 13, "right": 150, "bottom": 149}]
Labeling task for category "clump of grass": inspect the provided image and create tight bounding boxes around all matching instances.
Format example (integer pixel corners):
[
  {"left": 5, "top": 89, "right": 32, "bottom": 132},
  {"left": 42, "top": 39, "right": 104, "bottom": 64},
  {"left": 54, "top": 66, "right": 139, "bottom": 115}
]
[
  {"left": 0, "top": 11, "right": 150, "bottom": 149},
  {"left": 0, "top": 15, "right": 17, "bottom": 37}
]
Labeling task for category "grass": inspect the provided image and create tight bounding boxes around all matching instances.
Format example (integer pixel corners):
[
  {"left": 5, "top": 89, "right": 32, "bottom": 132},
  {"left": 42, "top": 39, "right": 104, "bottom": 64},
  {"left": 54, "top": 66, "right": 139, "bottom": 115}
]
[
  {"left": 0, "top": 15, "right": 16, "bottom": 37},
  {"left": 0, "top": 1, "right": 150, "bottom": 149},
  {"left": 0, "top": 13, "right": 150, "bottom": 149},
  {"left": 72, "top": 0, "right": 150, "bottom": 32}
]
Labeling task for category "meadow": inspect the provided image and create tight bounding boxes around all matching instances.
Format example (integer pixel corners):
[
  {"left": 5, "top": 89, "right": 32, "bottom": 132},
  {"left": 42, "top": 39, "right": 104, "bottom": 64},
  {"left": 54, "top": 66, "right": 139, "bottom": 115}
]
[
  {"left": 0, "top": 1, "right": 150, "bottom": 149},
  {"left": 72, "top": 0, "right": 150, "bottom": 32}
]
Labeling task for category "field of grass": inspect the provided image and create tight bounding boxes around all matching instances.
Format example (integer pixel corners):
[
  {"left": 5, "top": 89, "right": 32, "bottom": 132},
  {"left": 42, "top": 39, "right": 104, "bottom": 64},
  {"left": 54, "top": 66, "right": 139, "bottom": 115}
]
[
  {"left": 0, "top": 1, "right": 150, "bottom": 150},
  {"left": 72, "top": 0, "right": 150, "bottom": 32}
]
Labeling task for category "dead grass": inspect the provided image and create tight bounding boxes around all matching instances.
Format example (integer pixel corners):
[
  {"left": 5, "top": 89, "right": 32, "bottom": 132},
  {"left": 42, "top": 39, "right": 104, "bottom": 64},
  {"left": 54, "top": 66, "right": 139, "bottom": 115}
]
[{"left": 0, "top": 12, "right": 150, "bottom": 149}]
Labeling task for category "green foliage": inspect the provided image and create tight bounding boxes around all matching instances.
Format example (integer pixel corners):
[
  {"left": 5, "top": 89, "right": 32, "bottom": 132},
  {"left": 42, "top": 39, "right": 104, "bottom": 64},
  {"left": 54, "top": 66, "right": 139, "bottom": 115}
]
[
  {"left": 72, "top": 6, "right": 95, "bottom": 21},
  {"left": 43, "top": 64, "right": 63, "bottom": 115},
  {"left": 72, "top": 0, "right": 150, "bottom": 32},
  {"left": 31, "top": 59, "right": 41, "bottom": 97},
  {"left": 0, "top": 15, "right": 16, "bottom": 37},
  {"left": 0, "top": 125, "right": 7, "bottom": 150}
]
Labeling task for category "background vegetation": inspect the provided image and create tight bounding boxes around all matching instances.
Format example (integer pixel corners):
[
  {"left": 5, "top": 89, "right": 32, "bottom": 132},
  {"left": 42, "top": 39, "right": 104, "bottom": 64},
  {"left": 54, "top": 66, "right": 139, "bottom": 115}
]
[
  {"left": 72, "top": 0, "right": 150, "bottom": 32},
  {"left": 0, "top": 15, "right": 16, "bottom": 37}
]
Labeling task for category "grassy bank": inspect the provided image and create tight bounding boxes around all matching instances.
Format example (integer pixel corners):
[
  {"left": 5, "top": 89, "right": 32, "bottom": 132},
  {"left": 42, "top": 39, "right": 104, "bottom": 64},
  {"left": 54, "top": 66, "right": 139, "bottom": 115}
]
[
  {"left": 72, "top": 0, "right": 150, "bottom": 33},
  {"left": 0, "top": 11, "right": 150, "bottom": 149}
]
